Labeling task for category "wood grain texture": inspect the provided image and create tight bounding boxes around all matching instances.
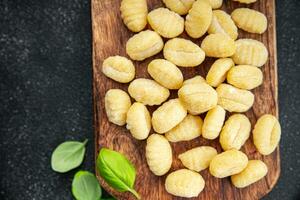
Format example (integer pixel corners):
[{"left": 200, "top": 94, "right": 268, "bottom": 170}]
[{"left": 92, "top": 0, "right": 279, "bottom": 199}]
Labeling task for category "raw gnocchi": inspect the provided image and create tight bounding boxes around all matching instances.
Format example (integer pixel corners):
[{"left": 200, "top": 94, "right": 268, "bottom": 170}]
[
  {"left": 120, "top": 0, "right": 148, "bottom": 32},
  {"left": 126, "top": 102, "right": 151, "bottom": 140},
  {"left": 152, "top": 99, "right": 187, "bottom": 133},
  {"left": 147, "top": 8, "right": 184, "bottom": 38},
  {"left": 183, "top": 76, "right": 206, "bottom": 85},
  {"left": 201, "top": 33, "right": 236, "bottom": 58},
  {"left": 128, "top": 78, "right": 170, "bottom": 106},
  {"left": 102, "top": 55, "right": 135, "bottom": 83},
  {"left": 163, "top": 38, "right": 205, "bottom": 67},
  {"left": 165, "top": 169, "right": 205, "bottom": 198},
  {"left": 104, "top": 89, "right": 131, "bottom": 126},
  {"left": 162, "top": 0, "right": 195, "bottom": 15},
  {"left": 165, "top": 114, "right": 203, "bottom": 142},
  {"left": 146, "top": 134, "right": 172, "bottom": 176},
  {"left": 232, "top": 0, "right": 257, "bottom": 4},
  {"left": 179, "top": 146, "right": 217, "bottom": 172},
  {"left": 126, "top": 30, "right": 164, "bottom": 61},
  {"left": 147, "top": 59, "right": 183, "bottom": 89},
  {"left": 202, "top": 0, "right": 223, "bottom": 9}
]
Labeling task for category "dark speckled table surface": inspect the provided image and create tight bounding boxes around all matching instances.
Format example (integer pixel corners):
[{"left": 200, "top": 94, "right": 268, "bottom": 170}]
[{"left": 0, "top": 0, "right": 299, "bottom": 199}]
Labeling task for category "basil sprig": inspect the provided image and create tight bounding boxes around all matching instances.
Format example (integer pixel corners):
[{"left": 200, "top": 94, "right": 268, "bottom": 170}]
[{"left": 97, "top": 148, "right": 141, "bottom": 199}]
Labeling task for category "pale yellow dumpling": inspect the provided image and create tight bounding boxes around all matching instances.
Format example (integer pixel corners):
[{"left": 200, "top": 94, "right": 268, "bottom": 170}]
[
  {"left": 162, "top": 0, "right": 195, "bottom": 15},
  {"left": 201, "top": 0, "right": 223, "bottom": 9},
  {"left": 183, "top": 76, "right": 206, "bottom": 85}
]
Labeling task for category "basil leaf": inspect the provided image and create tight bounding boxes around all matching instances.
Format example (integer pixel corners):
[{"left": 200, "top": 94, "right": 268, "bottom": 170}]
[
  {"left": 51, "top": 139, "right": 88, "bottom": 173},
  {"left": 96, "top": 148, "right": 141, "bottom": 199},
  {"left": 72, "top": 171, "right": 102, "bottom": 200}
]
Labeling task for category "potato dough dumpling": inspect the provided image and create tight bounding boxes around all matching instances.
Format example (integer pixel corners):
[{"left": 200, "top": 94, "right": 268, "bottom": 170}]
[
  {"left": 146, "top": 134, "right": 172, "bottom": 176},
  {"left": 220, "top": 114, "right": 251, "bottom": 151},
  {"left": 147, "top": 8, "right": 184, "bottom": 38},
  {"left": 231, "top": 160, "right": 268, "bottom": 188},
  {"left": 231, "top": 8, "right": 267, "bottom": 34},
  {"left": 165, "top": 114, "right": 203, "bottom": 142},
  {"left": 105, "top": 89, "right": 131, "bottom": 126},
  {"left": 216, "top": 84, "right": 254, "bottom": 112},
  {"left": 163, "top": 38, "right": 205, "bottom": 67},
  {"left": 126, "top": 30, "right": 164, "bottom": 61},
  {"left": 126, "top": 102, "right": 151, "bottom": 140},
  {"left": 165, "top": 169, "right": 205, "bottom": 198},
  {"left": 147, "top": 59, "right": 183, "bottom": 89},
  {"left": 128, "top": 78, "right": 170, "bottom": 106},
  {"left": 227, "top": 65, "right": 263, "bottom": 90},
  {"left": 253, "top": 114, "right": 281, "bottom": 155},
  {"left": 209, "top": 149, "right": 248, "bottom": 178},
  {"left": 202, "top": 0, "right": 223, "bottom": 9},
  {"left": 201, "top": 33, "right": 236, "bottom": 58},
  {"left": 232, "top": 39, "right": 268, "bottom": 67},
  {"left": 185, "top": 0, "right": 212, "bottom": 38},
  {"left": 179, "top": 146, "right": 217, "bottom": 172},
  {"left": 183, "top": 76, "right": 206, "bottom": 85},
  {"left": 232, "top": 0, "right": 257, "bottom": 4},
  {"left": 102, "top": 56, "right": 135, "bottom": 83},
  {"left": 162, "top": 0, "right": 195, "bottom": 15},
  {"left": 120, "top": 0, "right": 148, "bottom": 32}
]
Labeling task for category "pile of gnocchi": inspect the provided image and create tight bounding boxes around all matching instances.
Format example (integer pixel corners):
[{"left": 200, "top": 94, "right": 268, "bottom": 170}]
[{"left": 102, "top": 0, "right": 281, "bottom": 198}]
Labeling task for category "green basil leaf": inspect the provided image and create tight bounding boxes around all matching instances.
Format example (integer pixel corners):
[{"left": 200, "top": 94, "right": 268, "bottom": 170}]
[
  {"left": 96, "top": 148, "right": 141, "bottom": 199},
  {"left": 51, "top": 139, "right": 88, "bottom": 173},
  {"left": 72, "top": 171, "right": 102, "bottom": 200}
]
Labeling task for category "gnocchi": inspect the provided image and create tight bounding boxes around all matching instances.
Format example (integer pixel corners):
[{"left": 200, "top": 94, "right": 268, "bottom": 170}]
[
  {"left": 146, "top": 134, "right": 172, "bottom": 176},
  {"left": 231, "top": 8, "right": 267, "bottom": 34},
  {"left": 202, "top": 0, "right": 223, "bottom": 9},
  {"left": 126, "top": 102, "right": 151, "bottom": 140},
  {"left": 201, "top": 33, "right": 236, "bottom": 58},
  {"left": 209, "top": 149, "right": 248, "bottom": 178},
  {"left": 152, "top": 99, "right": 187, "bottom": 133},
  {"left": 232, "top": 0, "right": 257, "bottom": 4},
  {"left": 185, "top": 0, "right": 213, "bottom": 38},
  {"left": 126, "top": 30, "right": 164, "bottom": 61},
  {"left": 232, "top": 39, "right": 268, "bottom": 67},
  {"left": 120, "top": 0, "right": 148, "bottom": 32},
  {"left": 227, "top": 65, "right": 263, "bottom": 90},
  {"left": 128, "top": 78, "right": 170, "bottom": 106},
  {"left": 102, "top": 55, "right": 135, "bottom": 83},
  {"left": 183, "top": 75, "right": 206, "bottom": 85},
  {"left": 165, "top": 169, "right": 205, "bottom": 198},
  {"left": 147, "top": 8, "right": 184, "bottom": 38},
  {"left": 162, "top": 0, "right": 195, "bottom": 15},
  {"left": 179, "top": 146, "right": 217, "bottom": 172},
  {"left": 147, "top": 59, "right": 183, "bottom": 89},
  {"left": 163, "top": 38, "right": 205, "bottom": 67},
  {"left": 253, "top": 114, "right": 281, "bottom": 155},
  {"left": 216, "top": 83, "right": 254, "bottom": 112},
  {"left": 165, "top": 114, "right": 203, "bottom": 142},
  {"left": 220, "top": 114, "right": 251, "bottom": 151},
  {"left": 104, "top": 89, "right": 131, "bottom": 126}
]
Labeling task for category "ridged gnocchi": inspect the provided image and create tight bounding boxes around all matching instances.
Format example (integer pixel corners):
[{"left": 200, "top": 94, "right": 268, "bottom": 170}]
[
  {"left": 147, "top": 59, "right": 183, "bottom": 89},
  {"left": 165, "top": 114, "right": 203, "bottom": 142},
  {"left": 152, "top": 99, "right": 187, "bottom": 133},
  {"left": 201, "top": 33, "right": 236, "bottom": 58},
  {"left": 179, "top": 146, "right": 217, "bottom": 172},
  {"left": 216, "top": 83, "right": 254, "bottom": 112},
  {"left": 183, "top": 75, "right": 206, "bottom": 85},
  {"left": 120, "top": 0, "right": 148, "bottom": 32},
  {"left": 126, "top": 102, "right": 151, "bottom": 140},
  {"left": 147, "top": 8, "right": 184, "bottom": 38},
  {"left": 232, "top": 0, "right": 257, "bottom": 4},
  {"left": 126, "top": 30, "right": 164, "bottom": 61},
  {"left": 209, "top": 149, "right": 248, "bottom": 178},
  {"left": 206, "top": 58, "right": 235, "bottom": 87},
  {"left": 202, "top": 0, "right": 223, "bottom": 9},
  {"left": 231, "top": 8, "right": 267, "bottom": 34},
  {"left": 202, "top": 105, "right": 226, "bottom": 140},
  {"left": 185, "top": 0, "right": 213, "bottom": 38},
  {"left": 253, "top": 114, "right": 281, "bottom": 155},
  {"left": 232, "top": 39, "right": 268, "bottom": 67},
  {"left": 162, "top": 0, "right": 195, "bottom": 15},
  {"left": 104, "top": 89, "right": 131, "bottom": 126},
  {"left": 128, "top": 78, "right": 170, "bottom": 106},
  {"left": 146, "top": 134, "right": 172, "bottom": 176},
  {"left": 102, "top": 55, "right": 135, "bottom": 83},
  {"left": 227, "top": 65, "right": 263, "bottom": 90},
  {"left": 220, "top": 114, "right": 251, "bottom": 151},
  {"left": 208, "top": 10, "right": 238, "bottom": 40},
  {"left": 165, "top": 169, "right": 205, "bottom": 198},
  {"left": 178, "top": 81, "right": 218, "bottom": 114},
  {"left": 163, "top": 38, "right": 205, "bottom": 67},
  {"left": 231, "top": 160, "right": 268, "bottom": 188}
]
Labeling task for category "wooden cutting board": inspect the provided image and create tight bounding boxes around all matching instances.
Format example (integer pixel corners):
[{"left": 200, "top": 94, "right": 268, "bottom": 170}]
[{"left": 92, "top": 0, "right": 279, "bottom": 199}]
